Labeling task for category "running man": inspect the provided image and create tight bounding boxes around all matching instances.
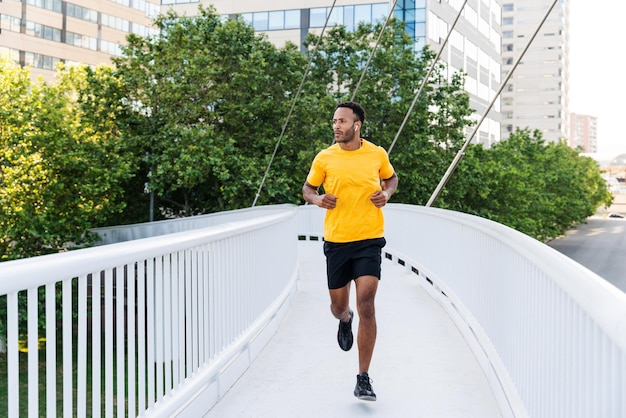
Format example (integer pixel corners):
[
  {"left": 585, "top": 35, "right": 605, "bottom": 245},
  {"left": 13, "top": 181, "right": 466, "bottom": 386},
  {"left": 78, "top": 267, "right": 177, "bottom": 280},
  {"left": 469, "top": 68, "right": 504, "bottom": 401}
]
[{"left": 302, "top": 101, "right": 398, "bottom": 401}]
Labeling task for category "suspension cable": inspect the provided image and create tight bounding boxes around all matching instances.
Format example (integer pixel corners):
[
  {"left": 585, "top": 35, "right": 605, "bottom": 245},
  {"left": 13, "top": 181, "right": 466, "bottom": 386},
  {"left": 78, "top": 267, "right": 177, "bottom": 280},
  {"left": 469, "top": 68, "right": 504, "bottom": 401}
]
[
  {"left": 350, "top": 0, "right": 399, "bottom": 102},
  {"left": 252, "top": 0, "right": 338, "bottom": 207},
  {"left": 387, "top": 0, "right": 468, "bottom": 155},
  {"left": 426, "top": 0, "right": 559, "bottom": 207}
]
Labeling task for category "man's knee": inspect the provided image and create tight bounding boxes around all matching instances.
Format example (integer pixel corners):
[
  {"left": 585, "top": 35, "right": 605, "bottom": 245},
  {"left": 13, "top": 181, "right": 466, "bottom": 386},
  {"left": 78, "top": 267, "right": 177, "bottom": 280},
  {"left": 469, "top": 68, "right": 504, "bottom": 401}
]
[
  {"left": 330, "top": 303, "right": 350, "bottom": 317},
  {"left": 357, "top": 299, "right": 376, "bottom": 319}
]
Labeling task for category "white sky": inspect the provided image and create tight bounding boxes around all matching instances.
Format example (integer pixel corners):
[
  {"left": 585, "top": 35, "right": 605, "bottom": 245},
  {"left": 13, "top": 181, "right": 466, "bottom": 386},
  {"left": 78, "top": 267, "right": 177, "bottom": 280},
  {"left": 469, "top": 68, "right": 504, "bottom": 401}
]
[{"left": 569, "top": 0, "right": 625, "bottom": 156}]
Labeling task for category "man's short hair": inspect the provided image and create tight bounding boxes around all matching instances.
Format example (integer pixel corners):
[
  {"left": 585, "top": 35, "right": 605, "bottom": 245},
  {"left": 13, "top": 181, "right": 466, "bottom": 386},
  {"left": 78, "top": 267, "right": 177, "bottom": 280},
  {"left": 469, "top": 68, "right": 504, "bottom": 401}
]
[{"left": 336, "top": 101, "right": 365, "bottom": 123}]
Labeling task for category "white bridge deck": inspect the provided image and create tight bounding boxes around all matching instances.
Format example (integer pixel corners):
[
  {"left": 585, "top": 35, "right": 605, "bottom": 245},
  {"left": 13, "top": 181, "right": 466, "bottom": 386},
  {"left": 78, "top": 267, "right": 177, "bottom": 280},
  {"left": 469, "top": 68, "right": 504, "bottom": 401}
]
[
  {"left": 204, "top": 242, "right": 502, "bottom": 417},
  {"left": 3, "top": 206, "right": 625, "bottom": 417}
]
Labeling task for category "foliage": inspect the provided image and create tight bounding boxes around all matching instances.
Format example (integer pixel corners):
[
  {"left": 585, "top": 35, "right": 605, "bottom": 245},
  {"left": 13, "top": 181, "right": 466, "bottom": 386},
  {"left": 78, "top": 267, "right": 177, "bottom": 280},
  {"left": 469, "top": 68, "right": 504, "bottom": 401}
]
[
  {"left": 0, "top": 8, "right": 613, "bottom": 256},
  {"left": 0, "top": 59, "right": 130, "bottom": 340},
  {"left": 109, "top": 11, "right": 474, "bottom": 217},
  {"left": 444, "top": 128, "right": 613, "bottom": 240},
  {"left": 111, "top": 5, "right": 308, "bottom": 216},
  {"left": 0, "top": 57, "right": 132, "bottom": 260}
]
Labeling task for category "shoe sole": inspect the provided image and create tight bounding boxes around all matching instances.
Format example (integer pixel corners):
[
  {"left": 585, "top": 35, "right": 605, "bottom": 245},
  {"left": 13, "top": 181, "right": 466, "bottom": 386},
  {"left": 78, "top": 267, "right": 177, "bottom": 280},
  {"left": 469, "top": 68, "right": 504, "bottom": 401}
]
[{"left": 355, "top": 394, "right": 377, "bottom": 401}]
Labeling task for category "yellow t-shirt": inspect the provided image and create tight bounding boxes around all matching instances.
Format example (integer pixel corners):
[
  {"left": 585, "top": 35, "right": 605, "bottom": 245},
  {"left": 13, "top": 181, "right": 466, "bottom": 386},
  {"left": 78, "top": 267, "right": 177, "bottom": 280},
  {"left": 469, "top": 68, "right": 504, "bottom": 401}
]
[{"left": 306, "top": 139, "right": 395, "bottom": 243}]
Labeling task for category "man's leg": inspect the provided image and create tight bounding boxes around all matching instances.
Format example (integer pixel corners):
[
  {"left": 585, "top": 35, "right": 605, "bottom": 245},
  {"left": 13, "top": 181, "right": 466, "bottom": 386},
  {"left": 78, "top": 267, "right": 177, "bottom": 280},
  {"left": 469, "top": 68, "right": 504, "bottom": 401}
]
[
  {"left": 331, "top": 283, "right": 354, "bottom": 351},
  {"left": 354, "top": 275, "right": 378, "bottom": 373},
  {"left": 329, "top": 281, "right": 352, "bottom": 322}
]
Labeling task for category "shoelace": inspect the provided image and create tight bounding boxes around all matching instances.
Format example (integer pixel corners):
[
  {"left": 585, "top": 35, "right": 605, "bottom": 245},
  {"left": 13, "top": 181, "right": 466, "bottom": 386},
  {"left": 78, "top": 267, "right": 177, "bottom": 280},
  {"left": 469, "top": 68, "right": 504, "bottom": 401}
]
[{"left": 358, "top": 375, "right": 373, "bottom": 391}]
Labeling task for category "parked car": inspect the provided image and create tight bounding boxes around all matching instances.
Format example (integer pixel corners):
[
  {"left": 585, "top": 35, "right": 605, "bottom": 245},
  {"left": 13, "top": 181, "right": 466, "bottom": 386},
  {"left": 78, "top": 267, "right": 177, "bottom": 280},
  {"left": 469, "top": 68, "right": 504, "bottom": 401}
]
[{"left": 608, "top": 213, "right": 624, "bottom": 218}]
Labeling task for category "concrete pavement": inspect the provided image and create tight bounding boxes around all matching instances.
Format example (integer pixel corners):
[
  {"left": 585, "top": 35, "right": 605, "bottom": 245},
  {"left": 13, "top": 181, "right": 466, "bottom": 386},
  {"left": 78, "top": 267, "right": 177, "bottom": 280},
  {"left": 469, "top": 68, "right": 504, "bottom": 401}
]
[
  {"left": 547, "top": 215, "right": 626, "bottom": 293},
  {"left": 204, "top": 242, "right": 502, "bottom": 418}
]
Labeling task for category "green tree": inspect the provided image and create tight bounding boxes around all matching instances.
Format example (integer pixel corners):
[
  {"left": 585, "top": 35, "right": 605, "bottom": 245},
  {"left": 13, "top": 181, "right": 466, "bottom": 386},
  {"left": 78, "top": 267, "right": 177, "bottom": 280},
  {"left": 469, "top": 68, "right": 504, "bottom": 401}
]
[
  {"left": 0, "top": 57, "right": 132, "bottom": 260},
  {"left": 112, "top": 5, "right": 308, "bottom": 216},
  {"left": 105, "top": 12, "right": 474, "bottom": 216},
  {"left": 63, "top": 64, "right": 150, "bottom": 226},
  {"left": 444, "top": 128, "right": 612, "bottom": 240}
]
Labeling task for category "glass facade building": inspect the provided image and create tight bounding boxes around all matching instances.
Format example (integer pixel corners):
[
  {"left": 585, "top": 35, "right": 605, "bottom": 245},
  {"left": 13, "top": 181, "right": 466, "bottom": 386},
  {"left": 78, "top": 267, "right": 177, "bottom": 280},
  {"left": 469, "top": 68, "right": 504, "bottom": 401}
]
[{"left": 167, "top": 0, "right": 502, "bottom": 146}]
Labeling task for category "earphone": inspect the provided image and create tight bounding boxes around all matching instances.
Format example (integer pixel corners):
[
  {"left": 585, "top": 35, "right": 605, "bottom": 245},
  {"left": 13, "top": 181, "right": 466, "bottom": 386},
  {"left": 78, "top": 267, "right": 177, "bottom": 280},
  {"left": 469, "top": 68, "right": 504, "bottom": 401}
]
[{"left": 355, "top": 126, "right": 358, "bottom": 131}]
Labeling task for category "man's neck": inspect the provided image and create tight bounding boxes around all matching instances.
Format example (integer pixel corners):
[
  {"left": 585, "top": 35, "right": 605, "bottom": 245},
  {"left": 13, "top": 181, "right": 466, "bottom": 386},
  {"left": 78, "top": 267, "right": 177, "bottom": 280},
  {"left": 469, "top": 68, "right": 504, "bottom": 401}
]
[{"left": 338, "top": 136, "right": 362, "bottom": 151}]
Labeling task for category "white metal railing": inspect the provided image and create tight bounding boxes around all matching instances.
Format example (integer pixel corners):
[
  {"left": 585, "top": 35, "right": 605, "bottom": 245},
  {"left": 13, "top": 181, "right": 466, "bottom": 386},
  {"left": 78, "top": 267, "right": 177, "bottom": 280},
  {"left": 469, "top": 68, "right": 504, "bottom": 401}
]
[
  {"left": 91, "top": 204, "right": 296, "bottom": 245},
  {"left": 2, "top": 204, "right": 626, "bottom": 417},
  {"left": 377, "top": 203, "right": 626, "bottom": 418},
  {"left": 0, "top": 208, "right": 299, "bottom": 417}
]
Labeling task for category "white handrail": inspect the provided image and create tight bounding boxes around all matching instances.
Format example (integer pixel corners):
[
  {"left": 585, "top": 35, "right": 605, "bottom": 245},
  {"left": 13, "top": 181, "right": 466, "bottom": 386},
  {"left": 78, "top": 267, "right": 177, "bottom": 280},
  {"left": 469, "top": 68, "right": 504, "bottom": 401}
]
[
  {"left": 2, "top": 204, "right": 625, "bottom": 417},
  {"left": 0, "top": 209, "right": 299, "bottom": 417},
  {"left": 379, "top": 204, "right": 626, "bottom": 418}
]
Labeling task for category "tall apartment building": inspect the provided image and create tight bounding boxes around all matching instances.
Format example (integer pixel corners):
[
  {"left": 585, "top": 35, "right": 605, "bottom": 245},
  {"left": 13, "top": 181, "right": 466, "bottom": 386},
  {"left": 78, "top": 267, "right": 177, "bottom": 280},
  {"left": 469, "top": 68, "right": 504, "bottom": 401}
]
[
  {"left": 569, "top": 112, "right": 597, "bottom": 153},
  {"left": 165, "top": 0, "right": 503, "bottom": 147},
  {"left": 0, "top": 0, "right": 160, "bottom": 82},
  {"left": 500, "top": 0, "right": 569, "bottom": 143}
]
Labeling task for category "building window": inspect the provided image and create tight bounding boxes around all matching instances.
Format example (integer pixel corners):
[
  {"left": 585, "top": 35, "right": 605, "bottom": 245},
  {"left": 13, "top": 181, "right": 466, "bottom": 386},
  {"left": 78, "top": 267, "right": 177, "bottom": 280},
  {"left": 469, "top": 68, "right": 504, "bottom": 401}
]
[
  {"left": 67, "top": 4, "right": 97, "bottom": 23},
  {"left": 252, "top": 11, "right": 269, "bottom": 31},
  {"left": 131, "top": 22, "right": 158, "bottom": 37},
  {"left": 311, "top": 4, "right": 389, "bottom": 30},
  {"left": 268, "top": 11, "right": 284, "bottom": 30},
  {"left": 26, "top": 22, "right": 62, "bottom": 42},
  {"left": 101, "top": 39, "right": 123, "bottom": 56},
  {"left": 0, "top": 14, "right": 21, "bottom": 33},
  {"left": 102, "top": 14, "right": 130, "bottom": 32},
  {"left": 284, "top": 10, "right": 299, "bottom": 29},
  {"left": 354, "top": 4, "right": 371, "bottom": 24},
  {"left": 0, "top": 47, "right": 20, "bottom": 63},
  {"left": 26, "top": 0, "right": 62, "bottom": 13},
  {"left": 310, "top": 7, "right": 327, "bottom": 27},
  {"left": 502, "top": 4, "right": 514, "bottom": 12},
  {"left": 372, "top": 3, "right": 389, "bottom": 21},
  {"left": 238, "top": 9, "right": 300, "bottom": 31},
  {"left": 161, "top": 0, "right": 198, "bottom": 4},
  {"left": 24, "top": 52, "right": 60, "bottom": 70},
  {"left": 66, "top": 32, "right": 97, "bottom": 50},
  {"left": 479, "top": 66, "right": 489, "bottom": 85},
  {"left": 502, "top": 17, "right": 513, "bottom": 25}
]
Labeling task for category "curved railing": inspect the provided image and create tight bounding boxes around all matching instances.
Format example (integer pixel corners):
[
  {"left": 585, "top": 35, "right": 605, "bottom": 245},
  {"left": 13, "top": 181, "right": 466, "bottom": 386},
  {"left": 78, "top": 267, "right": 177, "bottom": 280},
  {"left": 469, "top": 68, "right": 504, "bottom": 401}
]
[
  {"left": 2, "top": 204, "right": 625, "bottom": 417},
  {"left": 378, "top": 204, "right": 626, "bottom": 418},
  {"left": 0, "top": 207, "right": 299, "bottom": 417},
  {"left": 91, "top": 204, "right": 296, "bottom": 245}
]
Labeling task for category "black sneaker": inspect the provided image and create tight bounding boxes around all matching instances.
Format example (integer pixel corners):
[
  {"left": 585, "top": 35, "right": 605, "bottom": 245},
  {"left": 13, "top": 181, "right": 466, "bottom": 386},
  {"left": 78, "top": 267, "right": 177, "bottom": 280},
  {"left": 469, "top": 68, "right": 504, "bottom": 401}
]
[
  {"left": 337, "top": 310, "right": 354, "bottom": 351},
  {"left": 354, "top": 372, "right": 376, "bottom": 401}
]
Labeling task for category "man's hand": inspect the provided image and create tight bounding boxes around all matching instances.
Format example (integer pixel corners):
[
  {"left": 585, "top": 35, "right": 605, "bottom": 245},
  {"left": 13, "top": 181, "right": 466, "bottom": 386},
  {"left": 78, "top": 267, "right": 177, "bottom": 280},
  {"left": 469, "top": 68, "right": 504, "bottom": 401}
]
[
  {"left": 303, "top": 182, "right": 337, "bottom": 209},
  {"left": 316, "top": 193, "right": 338, "bottom": 209},
  {"left": 370, "top": 190, "right": 389, "bottom": 208}
]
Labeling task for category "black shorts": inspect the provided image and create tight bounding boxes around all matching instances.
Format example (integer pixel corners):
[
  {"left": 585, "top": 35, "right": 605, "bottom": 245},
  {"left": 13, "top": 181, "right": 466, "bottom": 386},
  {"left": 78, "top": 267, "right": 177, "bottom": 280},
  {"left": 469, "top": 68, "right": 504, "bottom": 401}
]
[{"left": 323, "top": 237, "right": 386, "bottom": 290}]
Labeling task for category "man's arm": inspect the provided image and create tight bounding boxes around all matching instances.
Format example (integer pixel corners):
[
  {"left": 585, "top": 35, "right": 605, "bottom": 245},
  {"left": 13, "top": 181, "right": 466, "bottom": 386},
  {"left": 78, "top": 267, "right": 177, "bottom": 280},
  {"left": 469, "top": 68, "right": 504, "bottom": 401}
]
[
  {"left": 302, "top": 182, "right": 337, "bottom": 209},
  {"left": 370, "top": 173, "right": 398, "bottom": 208}
]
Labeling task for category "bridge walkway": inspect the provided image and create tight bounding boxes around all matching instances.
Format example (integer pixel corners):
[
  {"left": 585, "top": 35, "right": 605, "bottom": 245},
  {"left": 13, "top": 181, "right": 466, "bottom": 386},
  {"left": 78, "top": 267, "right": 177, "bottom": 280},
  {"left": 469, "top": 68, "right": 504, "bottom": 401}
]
[{"left": 204, "top": 242, "right": 502, "bottom": 417}]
